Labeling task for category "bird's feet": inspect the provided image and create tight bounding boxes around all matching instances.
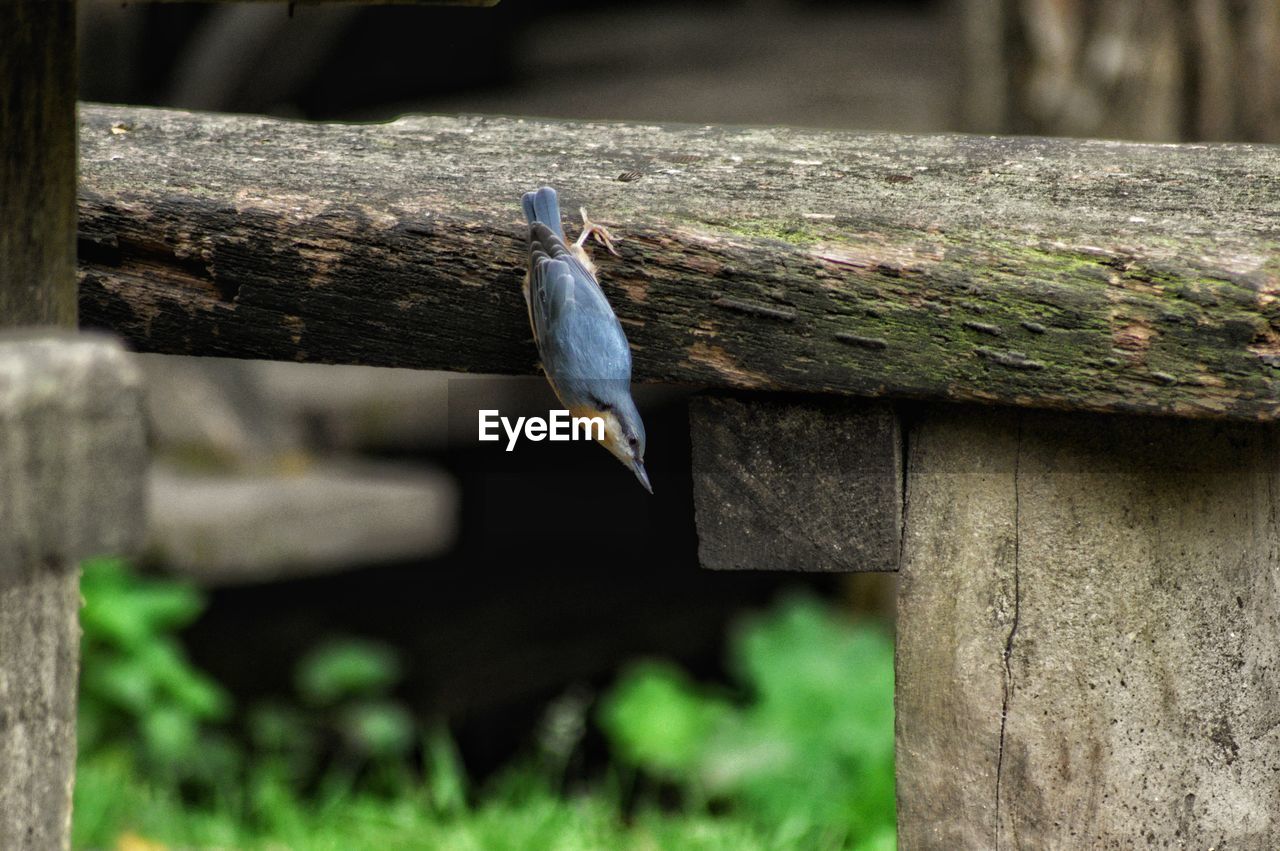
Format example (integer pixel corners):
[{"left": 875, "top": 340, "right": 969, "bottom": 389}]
[{"left": 573, "top": 207, "right": 621, "bottom": 257}]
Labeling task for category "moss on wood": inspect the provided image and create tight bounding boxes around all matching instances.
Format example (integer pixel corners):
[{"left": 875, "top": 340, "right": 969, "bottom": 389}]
[{"left": 77, "top": 106, "right": 1280, "bottom": 420}]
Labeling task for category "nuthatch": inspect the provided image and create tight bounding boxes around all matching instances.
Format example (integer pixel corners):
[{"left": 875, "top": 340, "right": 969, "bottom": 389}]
[{"left": 520, "top": 186, "right": 651, "bottom": 493}]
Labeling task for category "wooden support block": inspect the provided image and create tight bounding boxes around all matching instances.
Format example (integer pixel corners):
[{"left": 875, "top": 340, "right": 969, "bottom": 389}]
[
  {"left": 689, "top": 395, "right": 901, "bottom": 572},
  {"left": 896, "top": 406, "right": 1280, "bottom": 848},
  {"left": 0, "top": 335, "right": 147, "bottom": 851}
]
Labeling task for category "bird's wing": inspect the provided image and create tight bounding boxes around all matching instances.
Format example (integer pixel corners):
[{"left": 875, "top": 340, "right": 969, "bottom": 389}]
[{"left": 527, "top": 222, "right": 632, "bottom": 394}]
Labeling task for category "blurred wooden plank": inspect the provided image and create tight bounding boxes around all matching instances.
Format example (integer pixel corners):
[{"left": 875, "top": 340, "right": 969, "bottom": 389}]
[
  {"left": 146, "top": 462, "right": 458, "bottom": 586},
  {"left": 689, "top": 395, "right": 901, "bottom": 572},
  {"left": 958, "top": 0, "right": 1280, "bottom": 142}
]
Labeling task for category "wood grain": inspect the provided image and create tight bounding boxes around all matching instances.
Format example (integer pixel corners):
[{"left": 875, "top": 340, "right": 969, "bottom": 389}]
[
  {"left": 689, "top": 395, "right": 901, "bottom": 572},
  {"left": 78, "top": 105, "right": 1280, "bottom": 420},
  {"left": 897, "top": 406, "right": 1280, "bottom": 848}
]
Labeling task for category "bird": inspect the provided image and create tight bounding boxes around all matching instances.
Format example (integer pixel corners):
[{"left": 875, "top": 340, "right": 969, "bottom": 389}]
[{"left": 520, "top": 186, "right": 651, "bottom": 493}]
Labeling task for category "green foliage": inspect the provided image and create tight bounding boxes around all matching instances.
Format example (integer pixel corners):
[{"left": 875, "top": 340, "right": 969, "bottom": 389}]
[
  {"left": 74, "top": 563, "right": 895, "bottom": 851},
  {"left": 601, "top": 663, "right": 732, "bottom": 776},
  {"left": 78, "top": 557, "right": 231, "bottom": 775},
  {"left": 297, "top": 638, "right": 403, "bottom": 706},
  {"left": 599, "top": 595, "right": 896, "bottom": 850}
]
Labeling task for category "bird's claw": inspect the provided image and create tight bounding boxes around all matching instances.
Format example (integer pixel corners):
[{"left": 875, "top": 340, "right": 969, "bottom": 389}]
[{"left": 575, "top": 207, "right": 621, "bottom": 257}]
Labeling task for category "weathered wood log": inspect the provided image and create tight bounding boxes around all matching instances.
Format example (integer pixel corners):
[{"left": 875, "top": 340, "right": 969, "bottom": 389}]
[
  {"left": 958, "top": 0, "right": 1280, "bottom": 143},
  {"left": 688, "top": 395, "right": 901, "bottom": 572},
  {"left": 896, "top": 406, "right": 1280, "bottom": 848},
  {"left": 78, "top": 105, "right": 1280, "bottom": 422}
]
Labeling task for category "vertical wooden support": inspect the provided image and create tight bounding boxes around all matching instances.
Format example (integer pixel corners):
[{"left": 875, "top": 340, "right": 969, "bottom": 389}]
[
  {"left": 0, "top": 5, "right": 125, "bottom": 850},
  {"left": 896, "top": 407, "right": 1280, "bottom": 848},
  {"left": 1, "top": 0, "right": 78, "bottom": 328},
  {"left": 0, "top": 337, "right": 147, "bottom": 850}
]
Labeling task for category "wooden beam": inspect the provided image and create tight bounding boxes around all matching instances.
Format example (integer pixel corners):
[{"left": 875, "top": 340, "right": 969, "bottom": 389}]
[
  {"left": 689, "top": 395, "right": 901, "bottom": 572},
  {"left": 896, "top": 406, "right": 1280, "bottom": 847},
  {"left": 78, "top": 105, "right": 1280, "bottom": 421}
]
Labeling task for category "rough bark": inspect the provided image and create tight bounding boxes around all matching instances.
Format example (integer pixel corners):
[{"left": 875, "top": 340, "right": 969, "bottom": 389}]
[
  {"left": 688, "top": 395, "right": 901, "bottom": 572},
  {"left": 959, "top": 0, "right": 1280, "bottom": 143},
  {"left": 78, "top": 105, "right": 1280, "bottom": 421},
  {"left": 0, "top": 335, "right": 147, "bottom": 851},
  {"left": 896, "top": 406, "right": 1280, "bottom": 848}
]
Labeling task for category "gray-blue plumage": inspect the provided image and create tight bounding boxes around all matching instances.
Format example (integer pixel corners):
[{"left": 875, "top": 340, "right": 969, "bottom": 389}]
[
  {"left": 522, "top": 191, "right": 634, "bottom": 406},
  {"left": 522, "top": 185, "right": 566, "bottom": 242},
  {"left": 520, "top": 187, "right": 647, "bottom": 478}
]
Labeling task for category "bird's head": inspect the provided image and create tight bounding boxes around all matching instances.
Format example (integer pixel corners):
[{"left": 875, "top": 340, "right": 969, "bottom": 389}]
[{"left": 581, "top": 390, "right": 650, "bottom": 493}]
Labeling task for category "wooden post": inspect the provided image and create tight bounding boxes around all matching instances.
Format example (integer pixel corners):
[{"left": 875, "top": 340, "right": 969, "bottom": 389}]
[
  {"left": 0, "top": 336, "right": 147, "bottom": 850},
  {"left": 0, "top": 1, "right": 77, "bottom": 328},
  {"left": 0, "top": 5, "right": 149, "bottom": 850},
  {"left": 896, "top": 407, "right": 1280, "bottom": 847}
]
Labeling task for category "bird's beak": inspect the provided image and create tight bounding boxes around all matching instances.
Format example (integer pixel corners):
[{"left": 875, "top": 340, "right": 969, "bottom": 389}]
[{"left": 630, "top": 459, "right": 653, "bottom": 494}]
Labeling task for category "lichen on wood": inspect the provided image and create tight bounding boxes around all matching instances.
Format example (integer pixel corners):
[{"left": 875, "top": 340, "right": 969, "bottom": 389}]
[{"left": 78, "top": 105, "right": 1280, "bottom": 420}]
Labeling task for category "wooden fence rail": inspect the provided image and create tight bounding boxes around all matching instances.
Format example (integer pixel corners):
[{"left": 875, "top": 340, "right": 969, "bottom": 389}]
[{"left": 78, "top": 104, "right": 1280, "bottom": 421}]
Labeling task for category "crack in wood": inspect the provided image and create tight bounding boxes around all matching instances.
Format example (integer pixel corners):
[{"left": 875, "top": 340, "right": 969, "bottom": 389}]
[{"left": 995, "top": 416, "right": 1024, "bottom": 849}]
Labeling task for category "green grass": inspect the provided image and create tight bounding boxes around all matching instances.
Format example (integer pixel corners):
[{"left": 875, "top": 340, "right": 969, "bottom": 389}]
[{"left": 74, "top": 560, "right": 895, "bottom": 850}]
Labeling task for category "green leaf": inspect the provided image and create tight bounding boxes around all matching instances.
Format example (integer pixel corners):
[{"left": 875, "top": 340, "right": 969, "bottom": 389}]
[
  {"left": 597, "top": 662, "right": 730, "bottom": 778},
  {"left": 337, "top": 700, "right": 416, "bottom": 759},
  {"left": 296, "top": 638, "right": 403, "bottom": 706},
  {"left": 141, "top": 704, "right": 200, "bottom": 765},
  {"left": 423, "top": 725, "right": 468, "bottom": 815}
]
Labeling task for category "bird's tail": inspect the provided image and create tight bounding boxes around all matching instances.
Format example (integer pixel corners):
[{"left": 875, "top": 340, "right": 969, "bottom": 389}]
[{"left": 521, "top": 186, "right": 565, "bottom": 241}]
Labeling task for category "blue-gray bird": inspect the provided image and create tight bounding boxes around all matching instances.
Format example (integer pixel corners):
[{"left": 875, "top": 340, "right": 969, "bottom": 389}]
[{"left": 521, "top": 186, "right": 651, "bottom": 493}]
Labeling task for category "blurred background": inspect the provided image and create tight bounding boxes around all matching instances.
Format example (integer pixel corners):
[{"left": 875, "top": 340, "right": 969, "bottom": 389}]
[{"left": 71, "top": 1, "right": 1280, "bottom": 848}]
